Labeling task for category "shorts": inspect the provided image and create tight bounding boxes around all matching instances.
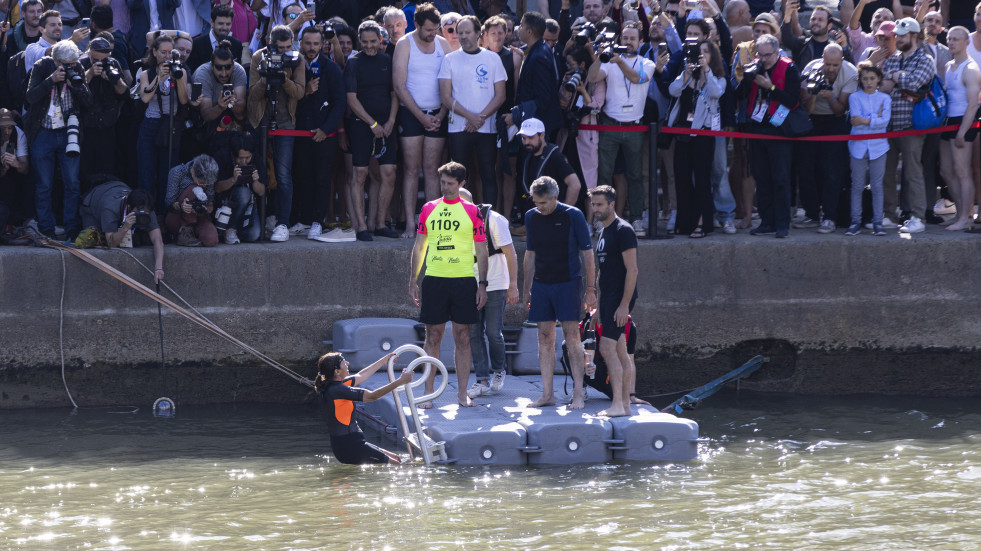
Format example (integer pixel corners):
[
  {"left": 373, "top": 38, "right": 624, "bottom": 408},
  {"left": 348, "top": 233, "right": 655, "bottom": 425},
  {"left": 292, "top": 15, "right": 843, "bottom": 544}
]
[
  {"left": 329, "top": 432, "right": 389, "bottom": 465},
  {"left": 941, "top": 114, "right": 979, "bottom": 142},
  {"left": 528, "top": 279, "right": 583, "bottom": 323},
  {"left": 348, "top": 118, "right": 397, "bottom": 167},
  {"left": 420, "top": 276, "right": 479, "bottom": 325},
  {"left": 397, "top": 106, "right": 448, "bottom": 138},
  {"left": 598, "top": 295, "right": 636, "bottom": 342}
]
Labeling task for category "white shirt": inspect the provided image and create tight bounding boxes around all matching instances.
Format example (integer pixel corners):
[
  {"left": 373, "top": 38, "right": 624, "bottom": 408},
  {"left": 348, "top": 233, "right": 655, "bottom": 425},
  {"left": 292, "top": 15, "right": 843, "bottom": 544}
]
[
  {"left": 968, "top": 37, "right": 981, "bottom": 76},
  {"left": 438, "top": 47, "right": 507, "bottom": 134},
  {"left": 472, "top": 209, "right": 513, "bottom": 291},
  {"left": 175, "top": 1, "right": 206, "bottom": 38},
  {"left": 149, "top": 0, "right": 161, "bottom": 32},
  {"left": 599, "top": 55, "right": 657, "bottom": 122}
]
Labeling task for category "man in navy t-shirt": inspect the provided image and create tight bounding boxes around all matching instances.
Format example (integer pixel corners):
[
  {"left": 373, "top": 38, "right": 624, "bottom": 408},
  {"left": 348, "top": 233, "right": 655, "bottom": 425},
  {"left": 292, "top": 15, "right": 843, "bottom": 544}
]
[{"left": 523, "top": 175, "right": 595, "bottom": 409}]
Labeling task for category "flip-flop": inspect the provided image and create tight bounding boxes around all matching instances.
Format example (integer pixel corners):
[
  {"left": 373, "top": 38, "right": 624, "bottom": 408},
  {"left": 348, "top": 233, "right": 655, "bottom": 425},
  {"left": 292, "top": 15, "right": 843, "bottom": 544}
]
[{"left": 689, "top": 226, "right": 706, "bottom": 239}]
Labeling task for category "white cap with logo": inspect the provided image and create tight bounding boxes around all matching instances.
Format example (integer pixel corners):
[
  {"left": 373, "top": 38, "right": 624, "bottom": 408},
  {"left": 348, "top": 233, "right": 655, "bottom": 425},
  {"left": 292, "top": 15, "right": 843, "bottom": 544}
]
[{"left": 517, "top": 117, "right": 546, "bottom": 137}]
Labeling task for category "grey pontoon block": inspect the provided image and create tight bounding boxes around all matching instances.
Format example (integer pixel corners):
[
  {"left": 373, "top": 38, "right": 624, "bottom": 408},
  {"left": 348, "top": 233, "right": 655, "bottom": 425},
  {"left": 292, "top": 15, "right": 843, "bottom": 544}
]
[
  {"left": 510, "top": 408, "right": 613, "bottom": 464},
  {"left": 427, "top": 419, "right": 528, "bottom": 466},
  {"left": 608, "top": 412, "right": 700, "bottom": 462},
  {"left": 510, "top": 325, "right": 566, "bottom": 375},
  {"left": 331, "top": 318, "right": 423, "bottom": 370}
]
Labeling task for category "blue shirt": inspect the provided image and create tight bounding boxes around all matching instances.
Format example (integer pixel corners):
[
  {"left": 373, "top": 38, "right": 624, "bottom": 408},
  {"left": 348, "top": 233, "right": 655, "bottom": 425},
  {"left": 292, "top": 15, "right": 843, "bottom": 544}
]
[
  {"left": 525, "top": 202, "right": 592, "bottom": 284},
  {"left": 848, "top": 90, "right": 891, "bottom": 161}
]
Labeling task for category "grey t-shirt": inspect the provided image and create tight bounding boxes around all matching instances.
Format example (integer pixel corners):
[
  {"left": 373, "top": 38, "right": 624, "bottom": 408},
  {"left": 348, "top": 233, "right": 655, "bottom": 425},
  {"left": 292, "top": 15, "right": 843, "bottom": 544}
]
[
  {"left": 80, "top": 181, "right": 160, "bottom": 234},
  {"left": 192, "top": 62, "right": 248, "bottom": 104}
]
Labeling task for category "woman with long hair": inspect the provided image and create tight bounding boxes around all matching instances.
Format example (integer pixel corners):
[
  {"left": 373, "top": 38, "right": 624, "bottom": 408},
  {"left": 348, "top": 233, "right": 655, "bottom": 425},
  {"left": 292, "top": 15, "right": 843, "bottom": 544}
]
[
  {"left": 668, "top": 39, "right": 726, "bottom": 238},
  {"left": 136, "top": 34, "right": 189, "bottom": 214}
]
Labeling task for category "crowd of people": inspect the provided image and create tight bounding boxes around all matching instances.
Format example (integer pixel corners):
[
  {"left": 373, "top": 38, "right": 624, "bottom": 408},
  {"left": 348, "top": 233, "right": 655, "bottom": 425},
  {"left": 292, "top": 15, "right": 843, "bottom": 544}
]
[{"left": 0, "top": 0, "right": 979, "bottom": 256}]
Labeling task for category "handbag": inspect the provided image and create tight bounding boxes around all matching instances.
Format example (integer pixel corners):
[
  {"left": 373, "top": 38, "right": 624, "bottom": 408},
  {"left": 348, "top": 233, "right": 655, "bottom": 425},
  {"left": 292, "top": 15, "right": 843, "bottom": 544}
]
[
  {"left": 910, "top": 75, "right": 947, "bottom": 130},
  {"left": 770, "top": 104, "right": 813, "bottom": 137}
]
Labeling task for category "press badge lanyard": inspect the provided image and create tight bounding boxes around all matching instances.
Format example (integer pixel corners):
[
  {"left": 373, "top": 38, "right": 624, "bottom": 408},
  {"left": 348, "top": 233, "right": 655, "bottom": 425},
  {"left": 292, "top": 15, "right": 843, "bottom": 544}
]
[{"left": 622, "top": 57, "right": 640, "bottom": 114}]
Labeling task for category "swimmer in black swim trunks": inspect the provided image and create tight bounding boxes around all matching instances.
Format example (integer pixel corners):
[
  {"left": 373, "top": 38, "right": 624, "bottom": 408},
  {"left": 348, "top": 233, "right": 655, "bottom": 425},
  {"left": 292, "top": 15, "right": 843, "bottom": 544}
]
[{"left": 315, "top": 352, "right": 415, "bottom": 465}]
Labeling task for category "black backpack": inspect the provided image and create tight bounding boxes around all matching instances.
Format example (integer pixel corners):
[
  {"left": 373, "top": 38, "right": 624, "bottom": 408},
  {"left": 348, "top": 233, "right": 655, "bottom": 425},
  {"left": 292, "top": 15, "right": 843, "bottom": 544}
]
[{"left": 6, "top": 51, "right": 31, "bottom": 112}]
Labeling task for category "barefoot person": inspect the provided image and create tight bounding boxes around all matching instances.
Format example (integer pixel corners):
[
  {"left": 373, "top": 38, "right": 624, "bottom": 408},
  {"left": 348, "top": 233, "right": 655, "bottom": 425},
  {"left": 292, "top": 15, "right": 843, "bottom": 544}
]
[
  {"left": 315, "top": 352, "right": 414, "bottom": 465},
  {"left": 523, "top": 176, "right": 595, "bottom": 409},
  {"left": 939, "top": 26, "right": 980, "bottom": 232},
  {"left": 589, "top": 185, "right": 639, "bottom": 417},
  {"left": 409, "top": 162, "right": 489, "bottom": 408}
]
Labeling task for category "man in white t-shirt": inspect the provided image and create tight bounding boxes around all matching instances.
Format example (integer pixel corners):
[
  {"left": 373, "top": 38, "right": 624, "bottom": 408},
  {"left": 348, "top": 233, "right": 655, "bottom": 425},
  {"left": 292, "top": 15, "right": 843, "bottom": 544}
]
[
  {"left": 438, "top": 15, "right": 507, "bottom": 211},
  {"left": 587, "top": 22, "right": 656, "bottom": 231},
  {"left": 458, "top": 188, "right": 518, "bottom": 399}
]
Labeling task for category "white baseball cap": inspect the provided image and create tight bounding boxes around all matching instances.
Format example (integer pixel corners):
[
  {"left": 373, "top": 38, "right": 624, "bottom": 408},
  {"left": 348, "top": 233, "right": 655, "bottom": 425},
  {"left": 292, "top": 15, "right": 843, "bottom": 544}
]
[{"left": 517, "top": 117, "right": 545, "bottom": 136}]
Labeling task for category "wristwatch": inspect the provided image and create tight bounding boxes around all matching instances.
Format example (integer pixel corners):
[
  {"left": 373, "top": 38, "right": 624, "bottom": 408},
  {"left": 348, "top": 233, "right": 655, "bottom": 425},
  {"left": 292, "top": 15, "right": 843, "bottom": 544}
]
[{"left": 478, "top": 280, "right": 488, "bottom": 287}]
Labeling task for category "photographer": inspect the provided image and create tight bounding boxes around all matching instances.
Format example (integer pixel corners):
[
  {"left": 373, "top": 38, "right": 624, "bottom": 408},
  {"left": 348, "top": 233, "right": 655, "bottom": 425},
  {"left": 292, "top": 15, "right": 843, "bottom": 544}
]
[
  {"left": 164, "top": 154, "right": 219, "bottom": 247},
  {"left": 439, "top": 15, "right": 506, "bottom": 209},
  {"left": 794, "top": 43, "right": 856, "bottom": 234},
  {"left": 667, "top": 38, "right": 726, "bottom": 238},
  {"left": 190, "top": 40, "right": 247, "bottom": 128},
  {"left": 247, "top": 24, "right": 305, "bottom": 242},
  {"left": 136, "top": 34, "right": 190, "bottom": 214},
  {"left": 79, "top": 35, "right": 128, "bottom": 184},
  {"left": 558, "top": 45, "right": 605, "bottom": 207},
  {"left": 0, "top": 109, "right": 31, "bottom": 233},
  {"left": 293, "top": 26, "right": 346, "bottom": 240},
  {"left": 79, "top": 183, "right": 165, "bottom": 282},
  {"left": 212, "top": 133, "right": 264, "bottom": 244},
  {"left": 25, "top": 39, "right": 91, "bottom": 241},
  {"left": 587, "top": 22, "right": 657, "bottom": 233}
]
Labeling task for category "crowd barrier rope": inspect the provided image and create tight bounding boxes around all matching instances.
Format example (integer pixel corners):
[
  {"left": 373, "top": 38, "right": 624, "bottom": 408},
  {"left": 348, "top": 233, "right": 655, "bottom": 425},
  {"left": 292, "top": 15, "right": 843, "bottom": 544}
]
[{"left": 578, "top": 120, "right": 981, "bottom": 141}]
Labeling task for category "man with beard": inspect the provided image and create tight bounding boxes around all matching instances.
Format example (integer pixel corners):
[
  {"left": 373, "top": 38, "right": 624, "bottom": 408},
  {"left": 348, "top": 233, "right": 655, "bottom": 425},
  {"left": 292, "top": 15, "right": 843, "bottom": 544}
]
[
  {"left": 782, "top": 4, "right": 836, "bottom": 72},
  {"left": 8, "top": 0, "right": 44, "bottom": 56},
  {"left": 187, "top": 4, "right": 243, "bottom": 73},
  {"left": 517, "top": 118, "right": 581, "bottom": 215}
]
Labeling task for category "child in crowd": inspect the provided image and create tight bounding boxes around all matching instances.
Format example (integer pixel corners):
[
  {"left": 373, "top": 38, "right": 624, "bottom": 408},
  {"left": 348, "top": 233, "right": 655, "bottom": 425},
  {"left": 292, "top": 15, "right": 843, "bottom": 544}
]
[{"left": 845, "top": 61, "right": 891, "bottom": 236}]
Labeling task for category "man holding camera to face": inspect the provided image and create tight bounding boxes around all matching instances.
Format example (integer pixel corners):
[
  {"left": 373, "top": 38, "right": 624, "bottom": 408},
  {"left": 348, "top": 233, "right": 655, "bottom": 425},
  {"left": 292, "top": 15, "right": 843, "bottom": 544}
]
[
  {"left": 164, "top": 154, "right": 220, "bottom": 247},
  {"left": 247, "top": 25, "right": 305, "bottom": 242},
  {"left": 80, "top": 182, "right": 165, "bottom": 282},
  {"left": 587, "top": 22, "right": 657, "bottom": 235},
  {"left": 78, "top": 35, "right": 128, "bottom": 183},
  {"left": 212, "top": 134, "right": 264, "bottom": 244},
  {"left": 25, "top": 39, "right": 91, "bottom": 242}
]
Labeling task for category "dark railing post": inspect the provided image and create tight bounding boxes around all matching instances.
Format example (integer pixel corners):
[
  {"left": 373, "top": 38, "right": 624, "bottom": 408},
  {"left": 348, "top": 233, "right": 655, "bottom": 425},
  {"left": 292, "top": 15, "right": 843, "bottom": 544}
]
[
  {"left": 647, "top": 122, "right": 671, "bottom": 240},
  {"left": 259, "top": 126, "right": 268, "bottom": 241}
]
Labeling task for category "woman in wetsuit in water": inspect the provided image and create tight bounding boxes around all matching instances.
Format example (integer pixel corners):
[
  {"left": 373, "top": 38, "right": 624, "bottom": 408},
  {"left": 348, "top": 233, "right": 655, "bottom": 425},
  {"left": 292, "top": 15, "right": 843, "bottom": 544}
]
[{"left": 315, "top": 352, "right": 414, "bottom": 465}]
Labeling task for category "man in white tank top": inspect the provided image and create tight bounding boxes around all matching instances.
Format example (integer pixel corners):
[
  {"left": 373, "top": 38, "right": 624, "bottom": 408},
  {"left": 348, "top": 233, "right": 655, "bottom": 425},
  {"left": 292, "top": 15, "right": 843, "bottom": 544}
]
[
  {"left": 939, "top": 26, "right": 981, "bottom": 232},
  {"left": 393, "top": 3, "right": 451, "bottom": 238}
]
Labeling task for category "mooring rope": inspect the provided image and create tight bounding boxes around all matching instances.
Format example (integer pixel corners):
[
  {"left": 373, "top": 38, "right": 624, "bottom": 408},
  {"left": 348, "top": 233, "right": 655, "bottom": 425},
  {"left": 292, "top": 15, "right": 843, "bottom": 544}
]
[
  {"left": 44, "top": 240, "right": 315, "bottom": 390},
  {"left": 59, "top": 250, "right": 79, "bottom": 408}
]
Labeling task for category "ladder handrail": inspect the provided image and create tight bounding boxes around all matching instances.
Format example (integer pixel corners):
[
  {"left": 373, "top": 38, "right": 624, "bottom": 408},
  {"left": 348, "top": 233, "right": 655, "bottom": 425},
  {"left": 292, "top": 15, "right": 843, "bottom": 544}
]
[{"left": 387, "top": 344, "right": 448, "bottom": 465}]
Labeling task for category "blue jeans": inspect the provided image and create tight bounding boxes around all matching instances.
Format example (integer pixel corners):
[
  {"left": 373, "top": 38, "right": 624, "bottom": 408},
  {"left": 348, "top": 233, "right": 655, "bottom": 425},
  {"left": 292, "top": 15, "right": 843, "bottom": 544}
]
[
  {"left": 469, "top": 289, "right": 506, "bottom": 380},
  {"left": 269, "top": 135, "right": 295, "bottom": 225},
  {"left": 228, "top": 185, "right": 261, "bottom": 242},
  {"left": 712, "top": 136, "right": 736, "bottom": 223},
  {"left": 32, "top": 128, "right": 80, "bottom": 236},
  {"left": 136, "top": 117, "right": 179, "bottom": 214},
  {"left": 850, "top": 153, "right": 886, "bottom": 225}
]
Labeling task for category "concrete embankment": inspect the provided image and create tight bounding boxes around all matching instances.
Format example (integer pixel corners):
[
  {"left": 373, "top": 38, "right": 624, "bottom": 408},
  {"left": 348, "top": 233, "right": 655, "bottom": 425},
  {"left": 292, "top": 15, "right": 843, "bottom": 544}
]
[{"left": 2, "top": 227, "right": 981, "bottom": 409}]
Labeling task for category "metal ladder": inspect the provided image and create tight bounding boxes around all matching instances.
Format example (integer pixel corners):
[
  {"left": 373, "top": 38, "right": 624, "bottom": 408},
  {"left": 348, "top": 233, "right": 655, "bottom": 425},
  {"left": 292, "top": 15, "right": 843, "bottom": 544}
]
[{"left": 386, "top": 344, "right": 449, "bottom": 465}]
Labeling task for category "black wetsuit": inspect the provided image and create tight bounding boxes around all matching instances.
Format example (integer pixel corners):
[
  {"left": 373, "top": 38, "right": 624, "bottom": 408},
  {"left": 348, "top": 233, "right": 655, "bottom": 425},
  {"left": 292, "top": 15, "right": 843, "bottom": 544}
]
[{"left": 320, "top": 376, "right": 388, "bottom": 464}]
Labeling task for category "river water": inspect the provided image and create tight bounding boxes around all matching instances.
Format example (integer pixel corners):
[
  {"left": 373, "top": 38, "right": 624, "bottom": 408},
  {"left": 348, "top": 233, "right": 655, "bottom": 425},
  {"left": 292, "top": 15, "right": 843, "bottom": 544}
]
[{"left": 1, "top": 391, "right": 979, "bottom": 550}]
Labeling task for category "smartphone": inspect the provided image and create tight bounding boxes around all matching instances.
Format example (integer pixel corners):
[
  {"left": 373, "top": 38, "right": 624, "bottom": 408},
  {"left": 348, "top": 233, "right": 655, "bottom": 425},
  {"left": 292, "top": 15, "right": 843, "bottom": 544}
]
[
  {"left": 683, "top": 0, "right": 699, "bottom": 8},
  {"left": 81, "top": 17, "right": 90, "bottom": 27},
  {"left": 221, "top": 83, "right": 233, "bottom": 98},
  {"left": 656, "top": 42, "right": 668, "bottom": 57},
  {"left": 190, "top": 82, "right": 203, "bottom": 101},
  {"left": 306, "top": 0, "right": 315, "bottom": 12}
]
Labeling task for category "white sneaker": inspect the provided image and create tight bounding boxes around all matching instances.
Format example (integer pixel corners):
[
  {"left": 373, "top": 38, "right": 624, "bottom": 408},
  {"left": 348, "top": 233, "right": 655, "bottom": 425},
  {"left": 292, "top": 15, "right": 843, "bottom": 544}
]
[
  {"left": 934, "top": 199, "right": 956, "bottom": 215},
  {"left": 666, "top": 210, "right": 677, "bottom": 232},
  {"left": 315, "top": 228, "right": 356, "bottom": 243},
  {"left": 307, "top": 222, "right": 323, "bottom": 239},
  {"left": 816, "top": 219, "right": 836, "bottom": 234},
  {"left": 865, "top": 218, "right": 899, "bottom": 230},
  {"left": 225, "top": 228, "right": 240, "bottom": 244},
  {"left": 899, "top": 216, "right": 925, "bottom": 234},
  {"left": 490, "top": 371, "right": 506, "bottom": 392},
  {"left": 467, "top": 381, "right": 490, "bottom": 399},
  {"left": 793, "top": 217, "right": 819, "bottom": 229},
  {"left": 270, "top": 224, "right": 289, "bottom": 242},
  {"left": 722, "top": 219, "right": 736, "bottom": 234},
  {"left": 55, "top": 225, "right": 66, "bottom": 237},
  {"left": 265, "top": 215, "right": 278, "bottom": 232},
  {"left": 288, "top": 222, "right": 310, "bottom": 235},
  {"left": 632, "top": 219, "right": 646, "bottom": 237}
]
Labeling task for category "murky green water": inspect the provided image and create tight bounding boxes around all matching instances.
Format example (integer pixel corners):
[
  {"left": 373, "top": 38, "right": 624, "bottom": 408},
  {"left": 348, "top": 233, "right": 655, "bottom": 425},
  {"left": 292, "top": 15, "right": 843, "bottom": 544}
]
[{"left": 1, "top": 392, "right": 980, "bottom": 550}]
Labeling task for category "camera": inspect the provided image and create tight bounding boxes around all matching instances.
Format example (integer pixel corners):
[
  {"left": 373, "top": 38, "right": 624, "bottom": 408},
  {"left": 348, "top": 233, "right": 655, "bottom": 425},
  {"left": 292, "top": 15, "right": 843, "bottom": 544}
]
[
  {"left": 322, "top": 22, "right": 335, "bottom": 40},
  {"left": 683, "top": 38, "right": 700, "bottom": 66},
  {"left": 598, "top": 44, "right": 630, "bottom": 63},
  {"left": 64, "top": 64, "right": 84, "bottom": 86},
  {"left": 804, "top": 67, "right": 833, "bottom": 94},
  {"left": 236, "top": 164, "right": 256, "bottom": 187},
  {"left": 259, "top": 49, "right": 301, "bottom": 85},
  {"left": 574, "top": 22, "right": 597, "bottom": 45},
  {"left": 742, "top": 60, "right": 760, "bottom": 79},
  {"left": 100, "top": 58, "right": 121, "bottom": 84},
  {"left": 563, "top": 68, "right": 585, "bottom": 93},
  {"left": 165, "top": 50, "right": 185, "bottom": 80},
  {"left": 66, "top": 114, "right": 80, "bottom": 157},
  {"left": 133, "top": 209, "right": 152, "bottom": 231},
  {"left": 190, "top": 186, "right": 209, "bottom": 215}
]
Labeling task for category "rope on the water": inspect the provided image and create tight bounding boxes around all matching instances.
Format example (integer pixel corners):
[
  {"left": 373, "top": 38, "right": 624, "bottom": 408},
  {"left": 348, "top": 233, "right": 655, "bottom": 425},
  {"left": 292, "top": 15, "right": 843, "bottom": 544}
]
[
  {"left": 59, "top": 250, "right": 79, "bottom": 408},
  {"left": 45, "top": 240, "right": 315, "bottom": 389}
]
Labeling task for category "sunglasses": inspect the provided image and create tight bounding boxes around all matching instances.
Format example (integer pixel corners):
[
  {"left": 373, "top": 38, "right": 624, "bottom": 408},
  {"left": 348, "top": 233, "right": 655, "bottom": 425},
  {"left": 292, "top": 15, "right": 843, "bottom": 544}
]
[
  {"left": 288, "top": 12, "right": 298, "bottom": 19},
  {"left": 214, "top": 63, "right": 233, "bottom": 70},
  {"left": 372, "top": 137, "right": 387, "bottom": 158},
  {"left": 335, "top": 356, "right": 346, "bottom": 369}
]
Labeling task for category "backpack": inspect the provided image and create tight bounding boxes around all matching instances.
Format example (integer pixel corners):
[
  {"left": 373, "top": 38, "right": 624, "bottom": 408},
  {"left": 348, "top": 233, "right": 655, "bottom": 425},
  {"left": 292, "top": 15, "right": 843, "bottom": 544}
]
[
  {"left": 911, "top": 75, "right": 948, "bottom": 130},
  {"left": 6, "top": 51, "right": 30, "bottom": 112}
]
